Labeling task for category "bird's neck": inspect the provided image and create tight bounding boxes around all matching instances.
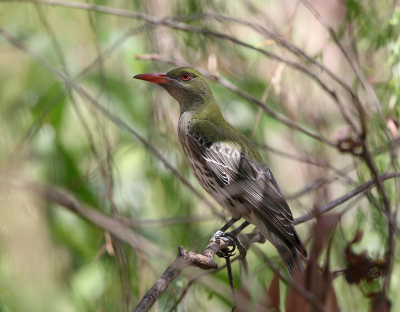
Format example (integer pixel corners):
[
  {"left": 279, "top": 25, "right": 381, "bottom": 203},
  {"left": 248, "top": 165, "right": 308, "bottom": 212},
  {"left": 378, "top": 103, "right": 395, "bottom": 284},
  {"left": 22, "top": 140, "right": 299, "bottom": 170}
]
[{"left": 180, "top": 93, "right": 223, "bottom": 121}]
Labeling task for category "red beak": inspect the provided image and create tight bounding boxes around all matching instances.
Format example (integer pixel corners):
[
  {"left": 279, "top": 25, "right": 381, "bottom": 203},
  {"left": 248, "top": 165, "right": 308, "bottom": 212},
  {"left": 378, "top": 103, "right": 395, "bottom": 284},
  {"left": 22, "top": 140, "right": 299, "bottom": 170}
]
[{"left": 133, "top": 73, "right": 170, "bottom": 85}]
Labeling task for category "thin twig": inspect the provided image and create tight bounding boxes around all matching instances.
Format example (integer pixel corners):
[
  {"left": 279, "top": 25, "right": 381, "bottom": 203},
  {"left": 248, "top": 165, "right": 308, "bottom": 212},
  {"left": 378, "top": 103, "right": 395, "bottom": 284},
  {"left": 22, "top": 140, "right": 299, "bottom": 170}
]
[
  {"left": 299, "top": 0, "right": 388, "bottom": 138},
  {"left": 2, "top": 0, "right": 340, "bottom": 147},
  {"left": 294, "top": 171, "right": 400, "bottom": 225},
  {"left": 225, "top": 256, "right": 237, "bottom": 312},
  {"left": 256, "top": 143, "right": 354, "bottom": 183},
  {"left": 135, "top": 53, "right": 336, "bottom": 147},
  {"left": 13, "top": 0, "right": 359, "bottom": 134},
  {"left": 249, "top": 1, "right": 300, "bottom": 140},
  {"left": 187, "top": 12, "right": 360, "bottom": 133},
  {"left": 0, "top": 27, "right": 223, "bottom": 219},
  {"left": 14, "top": 181, "right": 168, "bottom": 259},
  {"left": 300, "top": 1, "right": 398, "bottom": 296},
  {"left": 36, "top": 3, "right": 132, "bottom": 307}
]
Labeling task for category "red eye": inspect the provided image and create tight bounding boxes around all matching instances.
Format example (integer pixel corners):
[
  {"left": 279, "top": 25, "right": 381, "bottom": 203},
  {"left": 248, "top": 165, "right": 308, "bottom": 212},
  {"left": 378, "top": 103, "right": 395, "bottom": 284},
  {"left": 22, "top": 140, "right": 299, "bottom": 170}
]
[{"left": 181, "top": 72, "right": 191, "bottom": 80}]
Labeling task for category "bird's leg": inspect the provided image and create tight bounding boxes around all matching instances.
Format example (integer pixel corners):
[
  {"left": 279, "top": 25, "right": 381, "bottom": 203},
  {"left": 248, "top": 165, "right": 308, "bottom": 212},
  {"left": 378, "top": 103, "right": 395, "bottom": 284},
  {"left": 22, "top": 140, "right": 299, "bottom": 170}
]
[
  {"left": 219, "top": 217, "right": 240, "bottom": 232},
  {"left": 224, "top": 221, "right": 250, "bottom": 259},
  {"left": 211, "top": 217, "right": 240, "bottom": 242},
  {"left": 225, "top": 221, "right": 250, "bottom": 237}
]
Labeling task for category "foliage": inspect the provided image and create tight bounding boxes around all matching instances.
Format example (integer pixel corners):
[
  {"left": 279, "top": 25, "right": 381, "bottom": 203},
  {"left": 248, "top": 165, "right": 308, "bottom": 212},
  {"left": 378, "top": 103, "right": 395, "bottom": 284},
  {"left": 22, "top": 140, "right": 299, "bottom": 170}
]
[{"left": 0, "top": 0, "right": 399, "bottom": 311}]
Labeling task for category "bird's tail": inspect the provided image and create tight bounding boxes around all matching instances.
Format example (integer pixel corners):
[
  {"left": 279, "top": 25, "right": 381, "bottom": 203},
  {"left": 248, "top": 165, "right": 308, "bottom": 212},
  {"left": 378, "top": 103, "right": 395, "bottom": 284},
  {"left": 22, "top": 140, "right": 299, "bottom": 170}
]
[{"left": 270, "top": 232, "right": 304, "bottom": 277}]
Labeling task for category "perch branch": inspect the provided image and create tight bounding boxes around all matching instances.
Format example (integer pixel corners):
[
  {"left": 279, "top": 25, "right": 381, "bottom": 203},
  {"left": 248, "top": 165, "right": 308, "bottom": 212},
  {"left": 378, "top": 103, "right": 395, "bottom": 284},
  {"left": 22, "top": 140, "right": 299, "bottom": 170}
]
[{"left": 133, "top": 230, "right": 266, "bottom": 312}]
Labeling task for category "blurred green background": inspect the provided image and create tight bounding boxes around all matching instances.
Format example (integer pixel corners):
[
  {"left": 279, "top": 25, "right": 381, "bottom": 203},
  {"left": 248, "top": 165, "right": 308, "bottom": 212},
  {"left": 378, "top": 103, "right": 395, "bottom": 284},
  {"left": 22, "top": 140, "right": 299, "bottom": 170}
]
[{"left": 0, "top": 0, "right": 399, "bottom": 311}]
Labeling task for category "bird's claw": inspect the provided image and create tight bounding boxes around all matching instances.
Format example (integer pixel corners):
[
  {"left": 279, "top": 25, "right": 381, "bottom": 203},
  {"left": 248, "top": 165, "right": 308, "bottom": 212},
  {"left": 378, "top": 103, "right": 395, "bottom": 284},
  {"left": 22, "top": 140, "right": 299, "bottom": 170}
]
[
  {"left": 211, "top": 229, "right": 248, "bottom": 259},
  {"left": 216, "top": 245, "right": 236, "bottom": 258},
  {"left": 224, "top": 231, "right": 247, "bottom": 259}
]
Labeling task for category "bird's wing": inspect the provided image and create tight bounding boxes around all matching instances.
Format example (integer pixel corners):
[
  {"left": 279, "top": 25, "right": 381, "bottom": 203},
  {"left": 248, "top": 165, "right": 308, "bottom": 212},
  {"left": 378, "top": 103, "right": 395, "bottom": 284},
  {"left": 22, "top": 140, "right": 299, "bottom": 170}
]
[{"left": 185, "top": 121, "right": 306, "bottom": 256}]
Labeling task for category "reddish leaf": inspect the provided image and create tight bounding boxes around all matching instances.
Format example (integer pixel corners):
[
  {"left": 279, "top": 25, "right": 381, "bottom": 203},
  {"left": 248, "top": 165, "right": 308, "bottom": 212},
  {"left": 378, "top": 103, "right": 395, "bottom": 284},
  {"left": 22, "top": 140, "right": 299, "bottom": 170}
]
[
  {"left": 309, "top": 214, "right": 339, "bottom": 261},
  {"left": 236, "top": 285, "right": 252, "bottom": 312},
  {"left": 344, "top": 232, "right": 386, "bottom": 284},
  {"left": 306, "top": 259, "right": 340, "bottom": 312},
  {"left": 266, "top": 271, "right": 280, "bottom": 312},
  {"left": 325, "top": 280, "right": 340, "bottom": 312},
  {"left": 285, "top": 269, "right": 308, "bottom": 312},
  {"left": 350, "top": 231, "right": 363, "bottom": 244},
  {"left": 332, "top": 126, "right": 363, "bottom": 154},
  {"left": 323, "top": 237, "right": 340, "bottom": 312},
  {"left": 306, "top": 214, "right": 339, "bottom": 290},
  {"left": 368, "top": 292, "right": 391, "bottom": 312},
  {"left": 303, "top": 215, "right": 341, "bottom": 312}
]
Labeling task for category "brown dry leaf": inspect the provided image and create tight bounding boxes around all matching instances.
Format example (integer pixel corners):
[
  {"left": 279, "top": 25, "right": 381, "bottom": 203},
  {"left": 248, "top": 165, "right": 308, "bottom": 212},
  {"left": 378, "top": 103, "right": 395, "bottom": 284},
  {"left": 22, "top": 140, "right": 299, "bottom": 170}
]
[
  {"left": 331, "top": 126, "right": 363, "bottom": 154},
  {"left": 325, "top": 280, "right": 340, "bottom": 312},
  {"left": 266, "top": 271, "right": 281, "bottom": 312},
  {"left": 306, "top": 268, "right": 340, "bottom": 312},
  {"left": 323, "top": 238, "right": 340, "bottom": 312},
  {"left": 285, "top": 269, "right": 308, "bottom": 312},
  {"left": 307, "top": 253, "right": 340, "bottom": 312},
  {"left": 336, "top": 137, "right": 363, "bottom": 154},
  {"left": 350, "top": 231, "right": 363, "bottom": 244},
  {"left": 236, "top": 285, "right": 252, "bottom": 312},
  {"left": 322, "top": 257, "right": 340, "bottom": 312},
  {"left": 308, "top": 214, "right": 339, "bottom": 266},
  {"left": 344, "top": 232, "right": 386, "bottom": 284},
  {"left": 304, "top": 215, "right": 341, "bottom": 312},
  {"left": 367, "top": 292, "right": 392, "bottom": 312},
  {"left": 307, "top": 264, "right": 325, "bottom": 312}
]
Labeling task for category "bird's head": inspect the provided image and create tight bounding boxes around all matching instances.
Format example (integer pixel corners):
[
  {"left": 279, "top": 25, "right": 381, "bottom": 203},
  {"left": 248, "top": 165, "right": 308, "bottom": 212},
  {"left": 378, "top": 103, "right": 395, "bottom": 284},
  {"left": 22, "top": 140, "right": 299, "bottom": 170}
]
[{"left": 134, "top": 67, "right": 216, "bottom": 114}]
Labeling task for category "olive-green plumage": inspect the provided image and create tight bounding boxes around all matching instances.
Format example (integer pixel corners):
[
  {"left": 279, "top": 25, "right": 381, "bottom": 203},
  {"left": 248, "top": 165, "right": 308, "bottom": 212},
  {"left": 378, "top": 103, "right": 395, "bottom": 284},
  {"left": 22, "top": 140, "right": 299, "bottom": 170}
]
[{"left": 134, "top": 67, "right": 307, "bottom": 276}]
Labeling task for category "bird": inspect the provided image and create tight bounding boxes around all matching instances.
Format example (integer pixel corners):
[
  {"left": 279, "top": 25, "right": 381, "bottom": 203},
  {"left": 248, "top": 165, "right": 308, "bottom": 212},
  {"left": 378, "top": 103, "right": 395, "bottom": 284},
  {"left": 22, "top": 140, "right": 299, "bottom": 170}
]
[{"left": 134, "top": 67, "right": 307, "bottom": 276}]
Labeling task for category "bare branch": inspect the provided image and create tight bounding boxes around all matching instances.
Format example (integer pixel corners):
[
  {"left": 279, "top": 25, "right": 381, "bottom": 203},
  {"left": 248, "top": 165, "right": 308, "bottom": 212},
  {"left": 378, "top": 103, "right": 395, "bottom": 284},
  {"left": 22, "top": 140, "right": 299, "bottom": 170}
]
[
  {"left": 2, "top": 0, "right": 345, "bottom": 147},
  {"left": 299, "top": 0, "right": 389, "bottom": 137},
  {"left": 256, "top": 143, "right": 354, "bottom": 183},
  {"left": 133, "top": 233, "right": 263, "bottom": 312},
  {"left": 294, "top": 171, "right": 400, "bottom": 225},
  {"left": 6, "top": 0, "right": 357, "bottom": 133},
  {"left": 186, "top": 12, "right": 360, "bottom": 133},
  {"left": 13, "top": 181, "right": 167, "bottom": 259},
  {"left": 132, "top": 246, "right": 219, "bottom": 312},
  {"left": 286, "top": 164, "right": 354, "bottom": 200}
]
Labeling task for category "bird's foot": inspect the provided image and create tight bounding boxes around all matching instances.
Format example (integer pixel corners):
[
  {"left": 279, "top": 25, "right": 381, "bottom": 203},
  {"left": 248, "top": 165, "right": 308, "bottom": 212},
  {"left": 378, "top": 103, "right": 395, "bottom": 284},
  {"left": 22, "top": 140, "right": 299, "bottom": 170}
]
[
  {"left": 224, "top": 231, "right": 247, "bottom": 259},
  {"left": 211, "top": 230, "right": 236, "bottom": 258},
  {"left": 210, "top": 230, "right": 232, "bottom": 243},
  {"left": 210, "top": 229, "right": 247, "bottom": 259},
  {"left": 216, "top": 244, "right": 236, "bottom": 258}
]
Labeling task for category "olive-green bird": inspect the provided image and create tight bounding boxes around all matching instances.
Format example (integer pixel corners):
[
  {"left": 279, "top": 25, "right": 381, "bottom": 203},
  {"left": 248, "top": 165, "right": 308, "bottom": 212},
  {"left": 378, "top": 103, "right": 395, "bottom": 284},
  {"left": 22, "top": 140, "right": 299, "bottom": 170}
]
[{"left": 134, "top": 67, "right": 307, "bottom": 276}]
